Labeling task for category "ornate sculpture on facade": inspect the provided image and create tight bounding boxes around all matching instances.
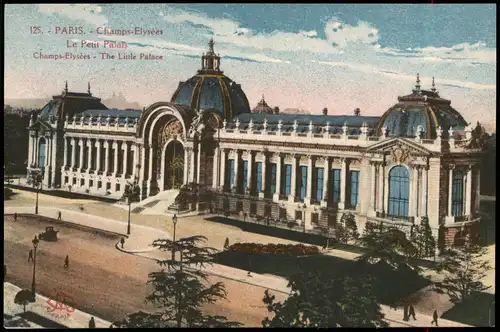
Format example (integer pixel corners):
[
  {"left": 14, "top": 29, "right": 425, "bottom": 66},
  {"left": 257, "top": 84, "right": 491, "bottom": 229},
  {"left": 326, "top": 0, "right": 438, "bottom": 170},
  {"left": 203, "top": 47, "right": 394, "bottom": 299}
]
[
  {"left": 188, "top": 114, "right": 204, "bottom": 137},
  {"left": 391, "top": 144, "right": 410, "bottom": 165},
  {"left": 457, "top": 122, "right": 487, "bottom": 150}
]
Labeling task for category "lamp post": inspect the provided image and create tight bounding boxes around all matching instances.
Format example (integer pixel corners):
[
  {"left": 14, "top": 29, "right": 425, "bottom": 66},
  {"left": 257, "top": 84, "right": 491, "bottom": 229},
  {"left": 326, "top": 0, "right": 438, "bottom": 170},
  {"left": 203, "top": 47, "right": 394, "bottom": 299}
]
[
  {"left": 171, "top": 214, "right": 178, "bottom": 261},
  {"left": 31, "top": 235, "right": 39, "bottom": 294}
]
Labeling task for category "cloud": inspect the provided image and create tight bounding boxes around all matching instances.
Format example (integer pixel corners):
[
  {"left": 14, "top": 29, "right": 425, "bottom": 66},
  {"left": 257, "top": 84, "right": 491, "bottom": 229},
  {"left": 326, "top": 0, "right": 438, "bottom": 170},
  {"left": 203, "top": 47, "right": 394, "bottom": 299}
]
[{"left": 38, "top": 4, "right": 107, "bottom": 26}]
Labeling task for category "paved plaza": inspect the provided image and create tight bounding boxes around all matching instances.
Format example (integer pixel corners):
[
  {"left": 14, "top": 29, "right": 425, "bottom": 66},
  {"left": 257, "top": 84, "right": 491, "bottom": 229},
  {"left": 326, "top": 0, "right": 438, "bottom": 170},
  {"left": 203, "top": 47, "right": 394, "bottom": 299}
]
[{"left": 4, "top": 188, "right": 485, "bottom": 327}]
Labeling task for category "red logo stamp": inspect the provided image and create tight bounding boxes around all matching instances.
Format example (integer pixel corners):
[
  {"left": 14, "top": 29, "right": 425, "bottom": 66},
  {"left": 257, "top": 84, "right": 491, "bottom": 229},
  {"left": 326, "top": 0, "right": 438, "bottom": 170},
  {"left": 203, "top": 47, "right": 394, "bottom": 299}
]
[{"left": 45, "top": 289, "right": 75, "bottom": 319}]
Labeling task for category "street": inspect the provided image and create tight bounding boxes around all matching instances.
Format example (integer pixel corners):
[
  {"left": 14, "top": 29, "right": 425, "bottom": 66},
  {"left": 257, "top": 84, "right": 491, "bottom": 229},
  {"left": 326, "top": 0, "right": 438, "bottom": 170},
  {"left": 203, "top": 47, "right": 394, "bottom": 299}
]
[{"left": 4, "top": 215, "right": 285, "bottom": 327}]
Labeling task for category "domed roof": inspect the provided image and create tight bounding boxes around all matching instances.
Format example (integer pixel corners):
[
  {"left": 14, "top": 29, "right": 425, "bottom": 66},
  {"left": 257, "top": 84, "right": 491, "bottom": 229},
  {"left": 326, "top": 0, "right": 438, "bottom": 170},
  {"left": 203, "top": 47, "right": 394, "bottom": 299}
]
[
  {"left": 251, "top": 95, "right": 274, "bottom": 114},
  {"left": 170, "top": 39, "right": 251, "bottom": 119},
  {"left": 376, "top": 75, "right": 467, "bottom": 139}
]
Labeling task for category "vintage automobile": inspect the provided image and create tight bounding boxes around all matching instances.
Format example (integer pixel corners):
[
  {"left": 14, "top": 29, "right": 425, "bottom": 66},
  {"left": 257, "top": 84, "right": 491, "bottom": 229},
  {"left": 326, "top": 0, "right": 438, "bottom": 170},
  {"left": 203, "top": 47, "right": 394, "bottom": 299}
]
[{"left": 39, "top": 226, "right": 59, "bottom": 241}]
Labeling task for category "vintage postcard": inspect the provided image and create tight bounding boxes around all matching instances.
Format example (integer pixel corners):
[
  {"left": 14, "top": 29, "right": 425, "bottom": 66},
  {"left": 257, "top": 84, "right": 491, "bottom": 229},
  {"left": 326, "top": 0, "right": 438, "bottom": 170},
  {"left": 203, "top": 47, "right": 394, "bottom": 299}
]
[{"left": 4, "top": 3, "right": 496, "bottom": 328}]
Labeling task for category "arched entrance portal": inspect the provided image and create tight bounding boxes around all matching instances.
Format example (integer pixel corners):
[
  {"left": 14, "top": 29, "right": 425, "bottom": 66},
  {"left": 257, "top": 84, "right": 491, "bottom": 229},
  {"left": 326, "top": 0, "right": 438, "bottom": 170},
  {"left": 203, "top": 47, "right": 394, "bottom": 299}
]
[{"left": 164, "top": 140, "right": 184, "bottom": 190}]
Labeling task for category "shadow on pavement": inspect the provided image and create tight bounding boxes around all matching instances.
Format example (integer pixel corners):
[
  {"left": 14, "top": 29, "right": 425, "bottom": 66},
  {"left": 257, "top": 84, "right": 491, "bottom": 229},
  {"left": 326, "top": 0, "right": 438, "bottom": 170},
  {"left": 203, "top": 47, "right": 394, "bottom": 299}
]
[
  {"left": 18, "top": 311, "right": 69, "bottom": 328},
  {"left": 442, "top": 291, "right": 495, "bottom": 327},
  {"left": 3, "top": 313, "right": 31, "bottom": 327}
]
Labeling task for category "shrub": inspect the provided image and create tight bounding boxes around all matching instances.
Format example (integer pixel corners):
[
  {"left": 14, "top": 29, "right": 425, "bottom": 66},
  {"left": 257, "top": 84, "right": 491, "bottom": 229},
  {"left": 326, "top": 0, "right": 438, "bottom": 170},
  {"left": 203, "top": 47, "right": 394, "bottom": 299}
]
[
  {"left": 228, "top": 242, "right": 320, "bottom": 256},
  {"left": 4, "top": 187, "right": 14, "bottom": 200}
]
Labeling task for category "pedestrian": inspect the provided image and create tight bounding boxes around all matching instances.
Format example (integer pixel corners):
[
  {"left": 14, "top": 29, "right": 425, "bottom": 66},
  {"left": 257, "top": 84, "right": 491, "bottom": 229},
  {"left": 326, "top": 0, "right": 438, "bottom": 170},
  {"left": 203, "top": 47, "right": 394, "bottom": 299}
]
[
  {"left": 120, "top": 237, "right": 125, "bottom": 249},
  {"left": 58, "top": 211, "right": 62, "bottom": 220},
  {"left": 409, "top": 304, "right": 416, "bottom": 320},
  {"left": 28, "top": 250, "right": 33, "bottom": 262},
  {"left": 88, "top": 317, "right": 96, "bottom": 328},
  {"left": 431, "top": 309, "right": 439, "bottom": 326},
  {"left": 64, "top": 255, "right": 69, "bottom": 268},
  {"left": 14, "top": 212, "right": 17, "bottom": 221}
]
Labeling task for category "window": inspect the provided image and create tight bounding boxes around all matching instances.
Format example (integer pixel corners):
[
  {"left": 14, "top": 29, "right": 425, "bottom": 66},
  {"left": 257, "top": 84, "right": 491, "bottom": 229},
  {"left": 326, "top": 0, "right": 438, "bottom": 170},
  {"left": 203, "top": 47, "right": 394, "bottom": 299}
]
[
  {"left": 299, "top": 166, "right": 308, "bottom": 200},
  {"left": 66, "top": 141, "right": 72, "bottom": 167},
  {"left": 228, "top": 159, "right": 235, "bottom": 188},
  {"left": 315, "top": 168, "right": 324, "bottom": 201},
  {"left": 270, "top": 163, "right": 277, "bottom": 194},
  {"left": 255, "top": 162, "right": 263, "bottom": 193},
  {"left": 284, "top": 164, "right": 292, "bottom": 196},
  {"left": 388, "top": 166, "right": 409, "bottom": 217},
  {"left": 38, "top": 138, "right": 46, "bottom": 167},
  {"left": 331, "top": 169, "right": 341, "bottom": 203},
  {"left": 242, "top": 160, "right": 248, "bottom": 190},
  {"left": 349, "top": 171, "right": 360, "bottom": 208},
  {"left": 452, "top": 170, "right": 465, "bottom": 216}
]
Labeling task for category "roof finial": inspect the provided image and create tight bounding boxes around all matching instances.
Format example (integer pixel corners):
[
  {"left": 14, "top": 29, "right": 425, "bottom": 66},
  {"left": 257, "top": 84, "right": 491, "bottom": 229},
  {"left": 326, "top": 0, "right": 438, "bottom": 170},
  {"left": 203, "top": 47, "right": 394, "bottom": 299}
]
[
  {"left": 415, "top": 73, "right": 421, "bottom": 92},
  {"left": 209, "top": 38, "right": 214, "bottom": 53},
  {"left": 88, "top": 81, "right": 92, "bottom": 95},
  {"left": 431, "top": 76, "right": 436, "bottom": 93},
  {"left": 65, "top": 80, "right": 68, "bottom": 93}
]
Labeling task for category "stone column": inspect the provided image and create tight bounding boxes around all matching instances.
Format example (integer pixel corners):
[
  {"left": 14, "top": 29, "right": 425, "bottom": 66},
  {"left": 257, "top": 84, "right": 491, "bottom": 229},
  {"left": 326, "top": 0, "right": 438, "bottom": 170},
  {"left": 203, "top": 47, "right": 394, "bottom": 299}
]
[
  {"left": 147, "top": 145, "right": 153, "bottom": 195},
  {"left": 380, "top": 163, "right": 387, "bottom": 213},
  {"left": 305, "top": 156, "right": 313, "bottom": 204},
  {"left": 113, "top": 141, "right": 119, "bottom": 176},
  {"left": 28, "top": 135, "right": 34, "bottom": 167},
  {"left": 63, "top": 137, "right": 68, "bottom": 168},
  {"left": 338, "top": 157, "right": 347, "bottom": 209},
  {"left": 33, "top": 136, "right": 38, "bottom": 167},
  {"left": 103, "top": 140, "right": 110, "bottom": 175},
  {"left": 183, "top": 147, "right": 189, "bottom": 185},
  {"left": 246, "top": 151, "right": 253, "bottom": 193},
  {"left": 78, "top": 139, "right": 84, "bottom": 172},
  {"left": 70, "top": 138, "right": 76, "bottom": 169},
  {"left": 131, "top": 145, "right": 138, "bottom": 180},
  {"left": 95, "top": 140, "right": 101, "bottom": 173},
  {"left": 421, "top": 166, "right": 428, "bottom": 216},
  {"left": 122, "top": 142, "right": 128, "bottom": 178},
  {"left": 86, "top": 139, "right": 92, "bottom": 172},
  {"left": 321, "top": 157, "right": 330, "bottom": 206},
  {"left": 196, "top": 142, "right": 202, "bottom": 184},
  {"left": 233, "top": 150, "right": 240, "bottom": 192},
  {"left": 289, "top": 155, "right": 298, "bottom": 202},
  {"left": 273, "top": 153, "right": 282, "bottom": 201},
  {"left": 219, "top": 149, "right": 226, "bottom": 190},
  {"left": 189, "top": 148, "right": 195, "bottom": 183},
  {"left": 370, "top": 162, "right": 376, "bottom": 212},
  {"left": 45, "top": 137, "right": 50, "bottom": 167},
  {"left": 212, "top": 147, "right": 219, "bottom": 189},
  {"left": 138, "top": 145, "right": 145, "bottom": 184},
  {"left": 409, "top": 166, "right": 418, "bottom": 216},
  {"left": 475, "top": 167, "right": 480, "bottom": 214},
  {"left": 447, "top": 165, "right": 454, "bottom": 217},
  {"left": 261, "top": 152, "right": 267, "bottom": 196},
  {"left": 465, "top": 165, "right": 472, "bottom": 216}
]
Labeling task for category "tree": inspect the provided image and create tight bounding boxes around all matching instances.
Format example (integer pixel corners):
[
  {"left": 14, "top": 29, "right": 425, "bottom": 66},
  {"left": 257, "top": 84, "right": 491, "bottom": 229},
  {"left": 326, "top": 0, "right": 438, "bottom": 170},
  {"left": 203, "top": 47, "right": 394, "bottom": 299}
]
[
  {"left": 114, "top": 235, "right": 241, "bottom": 328},
  {"left": 357, "top": 222, "right": 419, "bottom": 271},
  {"left": 121, "top": 181, "right": 141, "bottom": 235},
  {"left": 26, "top": 169, "right": 43, "bottom": 214},
  {"left": 434, "top": 235, "right": 491, "bottom": 304},
  {"left": 341, "top": 212, "right": 359, "bottom": 243},
  {"left": 14, "top": 289, "right": 35, "bottom": 313},
  {"left": 262, "top": 269, "right": 388, "bottom": 328},
  {"left": 410, "top": 216, "right": 436, "bottom": 258}
]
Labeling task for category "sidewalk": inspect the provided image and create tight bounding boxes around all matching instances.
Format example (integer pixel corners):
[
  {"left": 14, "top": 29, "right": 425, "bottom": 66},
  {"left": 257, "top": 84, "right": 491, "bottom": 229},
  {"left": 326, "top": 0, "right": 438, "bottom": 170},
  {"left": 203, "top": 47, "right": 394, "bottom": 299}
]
[
  {"left": 4, "top": 282, "right": 111, "bottom": 328},
  {"left": 5, "top": 206, "right": 472, "bottom": 328}
]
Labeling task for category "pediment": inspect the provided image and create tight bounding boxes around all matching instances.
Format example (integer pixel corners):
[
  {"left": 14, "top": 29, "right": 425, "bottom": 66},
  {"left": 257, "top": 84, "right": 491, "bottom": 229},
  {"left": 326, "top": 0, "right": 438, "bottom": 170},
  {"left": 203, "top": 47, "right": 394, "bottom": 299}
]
[
  {"left": 367, "top": 137, "right": 432, "bottom": 157},
  {"left": 27, "top": 120, "right": 54, "bottom": 132}
]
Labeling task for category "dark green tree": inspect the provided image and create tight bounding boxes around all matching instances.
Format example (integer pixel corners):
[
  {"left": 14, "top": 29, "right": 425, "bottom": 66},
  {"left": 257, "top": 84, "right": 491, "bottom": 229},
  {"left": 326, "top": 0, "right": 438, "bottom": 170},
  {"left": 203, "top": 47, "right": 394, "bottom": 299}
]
[
  {"left": 113, "top": 235, "right": 241, "bottom": 328},
  {"left": 434, "top": 235, "right": 491, "bottom": 303},
  {"left": 14, "top": 289, "right": 35, "bottom": 313},
  {"left": 410, "top": 216, "right": 436, "bottom": 258},
  {"left": 26, "top": 169, "right": 43, "bottom": 214},
  {"left": 357, "top": 222, "right": 419, "bottom": 271},
  {"left": 341, "top": 212, "right": 359, "bottom": 243},
  {"left": 262, "top": 269, "right": 388, "bottom": 328}
]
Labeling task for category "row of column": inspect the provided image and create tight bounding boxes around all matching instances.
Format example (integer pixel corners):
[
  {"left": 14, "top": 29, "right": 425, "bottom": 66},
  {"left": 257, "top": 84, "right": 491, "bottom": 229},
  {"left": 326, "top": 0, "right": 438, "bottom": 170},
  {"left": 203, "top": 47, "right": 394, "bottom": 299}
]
[
  {"left": 370, "top": 162, "right": 428, "bottom": 217},
  {"left": 63, "top": 137, "right": 139, "bottom": 179},
  {"left": 29, "top": 135, "right": 52, "bottom": 168},
  {"left": 216, "top": 150, "right": 352, "bottom": 207}
]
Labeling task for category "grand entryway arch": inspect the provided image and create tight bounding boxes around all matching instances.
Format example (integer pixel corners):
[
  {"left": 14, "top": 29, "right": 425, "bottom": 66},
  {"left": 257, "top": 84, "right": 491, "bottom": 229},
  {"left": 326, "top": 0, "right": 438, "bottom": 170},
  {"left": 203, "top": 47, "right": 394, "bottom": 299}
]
[{"left": 163, "top": 139, "right": 184, "bottom": 189}]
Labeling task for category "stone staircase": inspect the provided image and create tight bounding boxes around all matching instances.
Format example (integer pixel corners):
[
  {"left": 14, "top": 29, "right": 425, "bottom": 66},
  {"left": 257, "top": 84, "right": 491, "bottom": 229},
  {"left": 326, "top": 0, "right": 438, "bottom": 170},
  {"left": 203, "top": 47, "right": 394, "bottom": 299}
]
[{"left": 137, "top": 190, "right": 179, "bottom": 216}]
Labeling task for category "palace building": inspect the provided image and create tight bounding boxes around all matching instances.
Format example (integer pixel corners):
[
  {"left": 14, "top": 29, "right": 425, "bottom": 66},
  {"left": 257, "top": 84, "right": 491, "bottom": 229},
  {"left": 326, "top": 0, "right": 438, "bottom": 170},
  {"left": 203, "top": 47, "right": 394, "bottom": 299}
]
[{"left": 27, "top": 39, "right": 485, "bottom": 250}]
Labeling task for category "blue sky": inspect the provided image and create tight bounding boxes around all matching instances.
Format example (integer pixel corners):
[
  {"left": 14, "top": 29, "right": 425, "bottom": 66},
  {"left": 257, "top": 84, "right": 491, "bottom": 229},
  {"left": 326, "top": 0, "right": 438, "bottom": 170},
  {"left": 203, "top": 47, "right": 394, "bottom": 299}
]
[{"left": 4, "top": 4, "right": 497, "bottom": 130}]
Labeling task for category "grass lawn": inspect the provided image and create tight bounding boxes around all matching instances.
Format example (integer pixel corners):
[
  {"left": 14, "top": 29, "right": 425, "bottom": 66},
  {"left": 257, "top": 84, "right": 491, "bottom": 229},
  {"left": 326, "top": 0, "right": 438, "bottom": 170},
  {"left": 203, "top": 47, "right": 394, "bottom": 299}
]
[
  {"left": 442, "top": 291, "right": 495, "bottom": 327},
  {"left": 215, "top": 250, "right": 431, "bottom": 306}
]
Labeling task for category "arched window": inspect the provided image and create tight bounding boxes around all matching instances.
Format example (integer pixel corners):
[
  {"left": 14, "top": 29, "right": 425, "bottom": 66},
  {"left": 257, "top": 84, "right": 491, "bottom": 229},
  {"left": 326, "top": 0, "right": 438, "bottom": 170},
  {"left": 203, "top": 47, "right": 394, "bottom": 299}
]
[
  {"left": 38, "top": 138, "right": 46, "bottom": 167},
  {"left": 452, "top": 170, "right": 464, "bottom": 216},
  {"left": 388, "top": 165, "right": 410, "bottom": 217}
]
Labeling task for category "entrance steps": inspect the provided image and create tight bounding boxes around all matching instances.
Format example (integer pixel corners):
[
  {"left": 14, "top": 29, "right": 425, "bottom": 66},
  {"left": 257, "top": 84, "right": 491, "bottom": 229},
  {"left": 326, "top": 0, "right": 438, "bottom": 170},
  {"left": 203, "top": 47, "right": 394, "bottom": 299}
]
[{"left": 113, "top": 189, "right": 179, "bottom": 215}]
